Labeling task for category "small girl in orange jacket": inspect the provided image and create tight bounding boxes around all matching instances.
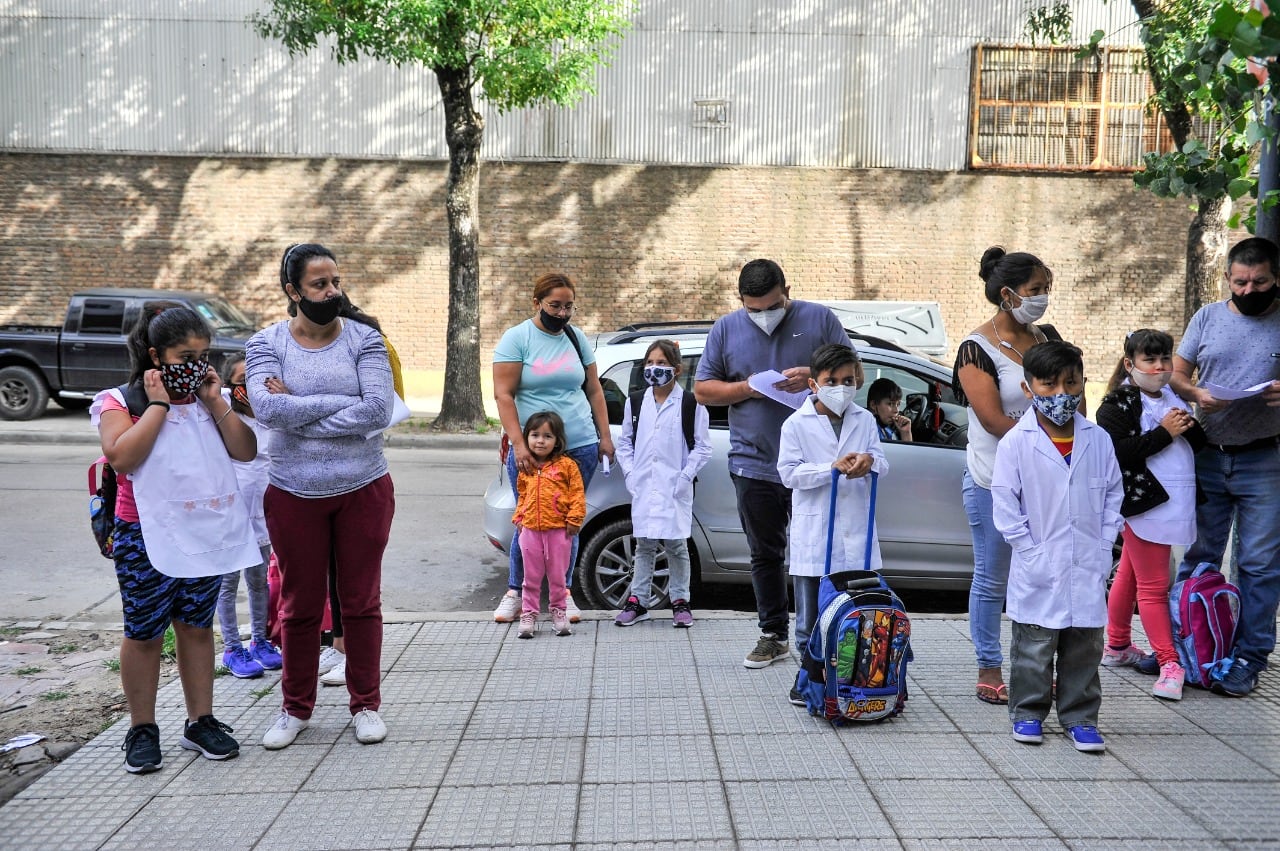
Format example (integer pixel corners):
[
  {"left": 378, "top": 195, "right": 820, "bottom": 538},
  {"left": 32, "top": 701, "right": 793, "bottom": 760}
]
[{"left": 512, "top": 411, "right": 586, "bottom": 639}]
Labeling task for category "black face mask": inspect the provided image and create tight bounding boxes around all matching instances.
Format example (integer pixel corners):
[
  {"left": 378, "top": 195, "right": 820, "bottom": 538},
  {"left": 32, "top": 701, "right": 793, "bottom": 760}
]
[
  {"left": 539, "top": 309, "right": 569, "bottom": 333},
  {"left": 1231, "top": 286, "right": 1279, "bottom": 317},
  {"left": 298, "top": 295, "right": 342, "bottom": 326}
]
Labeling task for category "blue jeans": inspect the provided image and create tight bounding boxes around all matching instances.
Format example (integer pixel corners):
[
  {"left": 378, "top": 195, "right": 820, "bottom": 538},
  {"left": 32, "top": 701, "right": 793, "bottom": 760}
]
[
  {"left": 963, "top": 468, "right": 1012, "bottom": 670},
  {"left": 507, "top": 443, "right": 600, "bottom": 592},
  {"left": 793, "top": 575, "right": 821, "bottom": 661},
  {"left": 1177, "top": 445, "right": 1280, "bottom": 669}
]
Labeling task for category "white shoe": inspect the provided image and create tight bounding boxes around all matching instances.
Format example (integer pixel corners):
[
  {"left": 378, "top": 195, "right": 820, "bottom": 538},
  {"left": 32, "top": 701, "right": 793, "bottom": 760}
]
[
  {"left": 566, "top": 595, "right": 581, "bottom": 624},
  {"left": 493, "top": 593, "right": 521, "bottom": 623},
  {"left": 320, "top": 659, "right": 346, "bottom": 686},
  {"left": 353, "top": 709, "right": 387, "bottom": 744},
  {"left": 262, "top": 711, "right": 308, "bottom": 750},
  {"left": 317, "top": 646, "right": 345, "bottom": 675}
]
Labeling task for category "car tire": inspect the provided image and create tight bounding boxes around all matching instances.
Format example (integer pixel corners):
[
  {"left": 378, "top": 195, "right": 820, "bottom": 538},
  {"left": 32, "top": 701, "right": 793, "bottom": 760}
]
[
  {"left": 0, "top": 365, "right": 50, "bottom": 421},
  {"left": 577, "top": 517, "right": 671, "bottom": 611}
]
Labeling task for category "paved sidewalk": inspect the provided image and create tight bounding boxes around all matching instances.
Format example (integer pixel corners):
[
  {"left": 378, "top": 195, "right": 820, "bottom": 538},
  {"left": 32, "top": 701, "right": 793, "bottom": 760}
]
[{"left": 1, "top": 615, "right": 1276, "bottom": 849}]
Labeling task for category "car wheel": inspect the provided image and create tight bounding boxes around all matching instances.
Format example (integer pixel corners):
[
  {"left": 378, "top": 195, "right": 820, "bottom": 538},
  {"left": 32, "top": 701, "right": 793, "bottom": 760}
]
[
  {"left": 577, "top": 517, "right": 670, "bottom": 611},
  {"left": 0, "top": 366, "right": 50, "bottom": 421}
]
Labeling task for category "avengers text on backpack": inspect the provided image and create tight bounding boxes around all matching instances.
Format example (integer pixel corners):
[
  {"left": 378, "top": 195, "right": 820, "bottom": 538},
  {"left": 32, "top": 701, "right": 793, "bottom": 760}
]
[
  {"left": 88, "top": 383, "right": 149, "bottom": 559},
  {"left": 1169, "top": 562, "right": 1240, "bottom": 688},
  {"left": 796, "top": 469, "right": 912, "bottom": 724}
]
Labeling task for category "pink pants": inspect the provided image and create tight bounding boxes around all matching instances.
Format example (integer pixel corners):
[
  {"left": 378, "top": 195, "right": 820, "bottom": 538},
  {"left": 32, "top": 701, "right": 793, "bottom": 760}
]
[
  {"left": 1106, "top": 524, "right": 1178, "bottom": 666},
  {"left": 265, "top": 474, "right": 394, "bottom": 719},
  {"left": 519, "top": 527, "right": 570, "bottom": 616}
]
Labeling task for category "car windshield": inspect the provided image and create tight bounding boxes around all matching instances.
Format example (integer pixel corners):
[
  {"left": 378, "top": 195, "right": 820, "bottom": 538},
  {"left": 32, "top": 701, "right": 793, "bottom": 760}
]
[{"left": 191, "top": 298, "right": 255, "bottom": 334}]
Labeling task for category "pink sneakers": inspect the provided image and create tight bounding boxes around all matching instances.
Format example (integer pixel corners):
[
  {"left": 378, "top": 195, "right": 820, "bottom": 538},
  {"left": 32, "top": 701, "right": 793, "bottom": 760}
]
[{"left": 1152, "top": 661, "right": 1185, "bottom": 701}]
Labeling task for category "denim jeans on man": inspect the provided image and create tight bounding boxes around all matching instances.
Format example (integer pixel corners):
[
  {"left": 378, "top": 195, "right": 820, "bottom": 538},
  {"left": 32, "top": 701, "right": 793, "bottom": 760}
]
[
  {"left": 733, "top": 473, "right": 792, "bottom": 639},
  {"left": 507, "top": 443, "right": 600, "bottom": 592},
  {"left": 1177, "top": 445, "right": 1280, "bottom": 670},
  {"left": 963, "top": 468, "right": 1014, "bottom": 669}
]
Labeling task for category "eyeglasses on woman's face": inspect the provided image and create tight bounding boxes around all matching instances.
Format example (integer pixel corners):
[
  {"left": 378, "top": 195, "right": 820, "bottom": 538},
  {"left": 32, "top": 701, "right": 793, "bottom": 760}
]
[{"left": 540, "top": 300, "right": 576, "bottom": 317}]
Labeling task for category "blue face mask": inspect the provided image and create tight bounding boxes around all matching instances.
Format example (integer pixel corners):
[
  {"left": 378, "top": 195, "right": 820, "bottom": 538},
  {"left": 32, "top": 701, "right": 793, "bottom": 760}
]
[
  {"left": 643, "top": 365, "right": 675, "bottom": 387},
  {"left": 1030, "top": 391, "right": 1082, "bottom": 427}
]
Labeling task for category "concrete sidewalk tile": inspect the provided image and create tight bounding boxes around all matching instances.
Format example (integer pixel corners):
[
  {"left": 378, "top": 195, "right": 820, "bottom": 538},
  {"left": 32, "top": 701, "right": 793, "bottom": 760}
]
[
  {"left": 443, "top": 736, "right": 584, "bottom": 786},
  {"left": 704, "top": 693, "right": 830, "bottom": 735},
  {"left": 17, "top": 740, "right": 194, "bottom": 797},
  {"left": 969, "top": 733, "right": 1138, "bottom": 780},
  {"left": 258, "top": 788, "right": 434, "bottom": 850},
  {"left": 932, "top": 700, "right": 1014, "bottom": 734},
  {"left": 0, "top": 793, "right": 152, "bottom": 849},
  {"left": 1108, "top": 734, "right": 1275, "bottom": 780},
  {"left": 478, "top": 665, "right": 592, "bottom": 701},
  {"left": 903, "top": 841, "right": 1067, "bottom": 850},
  {"left": 491, "top": 639, "right": 597, "bottom": 668},
  {"left": 577, "top": 781, "right": 732, "bottom": 843},
  {"left": 379, "top": 700, "right": 475, "bottom": 742},
  {"left": 876, "top": 693, "right": 962, "bottom": 733},
  {"left": 578, "top": 843, "right": 728, "bottom": 851},
  {"left": 724, "top": 779, "right": 894, "bottom": 840},
  {"left": 695, "top": 665, "right": 800, "bottom": 701},
  {"left": 1169, "top": 696, "right": 1280, "bottom": 734},
  {"left": 469, "top": 697, "right": 590, "bottom": 739},
  {"left": 1219, "top": 735, "right": 1280, "bottom": 777},
  {"left": 1067, "top": 841, "right": 1229, "bottom": 850},
  {"left": 740, "top": 842, "right": 899, "bottom": 851},
  {"left": 160, "top": 742, "right": 327, "bottom": 795},
  {"left": 843, "top": 732, "right": 998, "bottom": 780},
  {"left": 1019, "top": 780, "right": 1212, "bottom": 840},
  {"left": 412, "top": 621, "right": 508, "bottom": 644},
  {"left": 394, "top": 643, "right": 501, "bottom": 672},
  {"left": 715, "top": 731, "right": 858, "bottom": 781},
  {"left": 378, "top": 670, "right": 472, "bottom": 703},
  {"left": 1160, "top": 781, "right": 1280, "bottom": 843},
  {"left": 1096, "top": 701, "right": 1204, "bottom": 734},
  {"left": 418, "top": 783, "right": 578, "bottom": 847},
  {"left": 873, "top": 778, "right": 1055, "bottom": 840},
  {"left": 100, "top": 792, "right": 289, "bottom": 850},
  {"left": 302, "top": 740, "right": 453, "bottom": 790},
  {"left": 583, "top": 734, "right": 718, "bottom": 783},
  {"left": 589, "top": 667, "right": 700, "bottom": 700},
  {"left": 587, "top": 697, "right": 708, "bottom": 737}
]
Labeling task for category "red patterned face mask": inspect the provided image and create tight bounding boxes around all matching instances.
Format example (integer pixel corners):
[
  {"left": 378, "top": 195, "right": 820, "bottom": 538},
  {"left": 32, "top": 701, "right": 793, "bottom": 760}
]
[{"left": 158, "top": 359, "right": 210, "bottom": 396}]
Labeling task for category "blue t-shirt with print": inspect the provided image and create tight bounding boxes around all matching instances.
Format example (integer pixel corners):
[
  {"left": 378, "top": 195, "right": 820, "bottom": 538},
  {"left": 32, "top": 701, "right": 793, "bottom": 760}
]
[{"left": 494, "top": 319, "right": 598, "bottom": 450}]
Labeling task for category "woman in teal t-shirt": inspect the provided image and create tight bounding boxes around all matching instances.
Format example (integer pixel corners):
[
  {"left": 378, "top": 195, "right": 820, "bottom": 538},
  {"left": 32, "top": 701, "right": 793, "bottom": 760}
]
[{"left": 492, "top": 272, "right": 614, "bottom": 622}]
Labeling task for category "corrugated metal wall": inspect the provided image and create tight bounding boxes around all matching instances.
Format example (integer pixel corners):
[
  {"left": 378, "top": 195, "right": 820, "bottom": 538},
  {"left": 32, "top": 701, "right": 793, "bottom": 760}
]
[{"left": 0, "top": 0, "right": 1142, "bottom": 169}]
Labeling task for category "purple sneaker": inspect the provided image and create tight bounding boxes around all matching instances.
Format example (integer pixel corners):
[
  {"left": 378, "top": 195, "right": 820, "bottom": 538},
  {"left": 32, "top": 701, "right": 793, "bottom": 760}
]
[
  {"left": 249, "top": 639, "right": 283, "bottom": 670},
  {"left": 222, "top": 645, "right": 265, "bottom": 679},
  {"left": 614, "top": 596, "right": 650, "bottom": 627},
  {"left": 671, "top": 599, "right": 693, "bottom": 628}
]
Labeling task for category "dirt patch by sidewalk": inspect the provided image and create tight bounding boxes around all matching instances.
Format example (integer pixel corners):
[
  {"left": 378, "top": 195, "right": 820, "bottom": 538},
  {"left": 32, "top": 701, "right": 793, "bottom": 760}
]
[{"left": 0, "top": 629, "right": 172, "bottom": 806}]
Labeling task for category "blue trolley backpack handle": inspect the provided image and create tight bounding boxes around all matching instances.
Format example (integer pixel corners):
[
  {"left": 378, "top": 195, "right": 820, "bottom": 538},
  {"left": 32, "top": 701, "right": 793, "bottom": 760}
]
[{"left": 823, "top": 467, "right": 879, "bottom": 577}]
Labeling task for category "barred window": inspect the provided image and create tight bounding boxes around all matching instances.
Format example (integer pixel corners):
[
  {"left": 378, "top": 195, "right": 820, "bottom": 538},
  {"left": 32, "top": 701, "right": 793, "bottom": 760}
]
[{"left": 968, "top": 45, "right": 1185, "bottom": 172}]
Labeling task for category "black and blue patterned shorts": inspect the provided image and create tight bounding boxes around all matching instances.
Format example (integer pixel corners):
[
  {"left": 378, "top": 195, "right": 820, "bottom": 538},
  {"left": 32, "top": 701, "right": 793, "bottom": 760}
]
[{"left": 113, "top": 519, "right": 221, "bottom": 641}]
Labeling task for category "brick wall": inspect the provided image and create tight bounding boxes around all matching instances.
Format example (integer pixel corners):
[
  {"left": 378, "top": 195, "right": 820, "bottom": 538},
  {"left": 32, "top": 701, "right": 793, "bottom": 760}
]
[{"left": 0, "top": 152, "right": 1217, "bottom": 384}]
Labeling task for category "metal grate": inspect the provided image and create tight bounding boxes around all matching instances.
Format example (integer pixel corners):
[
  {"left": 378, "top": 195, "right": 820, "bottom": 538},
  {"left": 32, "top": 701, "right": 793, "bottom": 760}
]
[{"left": 969, "top": 44, "right": 1187, "bottom": 172}]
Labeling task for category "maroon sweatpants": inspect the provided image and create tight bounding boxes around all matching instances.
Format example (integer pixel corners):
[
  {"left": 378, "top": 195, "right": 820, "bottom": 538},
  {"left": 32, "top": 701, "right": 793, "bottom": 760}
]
[{"left": 265, "top": 474, "right": 394, "bottom": 718}]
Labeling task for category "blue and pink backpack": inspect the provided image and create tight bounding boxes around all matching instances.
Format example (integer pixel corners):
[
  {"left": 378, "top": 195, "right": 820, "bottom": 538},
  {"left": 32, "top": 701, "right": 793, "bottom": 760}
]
[{"left": 1169, "top": 562, "right": 1240, "bottom": 688}]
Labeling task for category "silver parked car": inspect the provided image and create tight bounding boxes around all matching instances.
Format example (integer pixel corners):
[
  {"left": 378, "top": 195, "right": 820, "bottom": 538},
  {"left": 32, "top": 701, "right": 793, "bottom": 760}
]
[{"left": 483, "top": 327, "right": 974, "bottom": 610}]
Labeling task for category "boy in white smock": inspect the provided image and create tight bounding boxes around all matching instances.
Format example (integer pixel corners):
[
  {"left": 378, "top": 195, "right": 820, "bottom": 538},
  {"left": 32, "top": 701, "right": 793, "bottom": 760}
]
[
  {"left": 991, "top": 340, "right": 1123, "bottom": 752},
  {"left": 777, "top": 343, "right": 888, "bottom": 703}
]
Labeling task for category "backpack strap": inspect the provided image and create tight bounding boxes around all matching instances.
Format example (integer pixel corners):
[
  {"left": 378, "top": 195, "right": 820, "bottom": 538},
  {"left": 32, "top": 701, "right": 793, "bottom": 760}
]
[
  {"left": 119, "top": 382, "right": 150, "bottom": 418},
  {"left": 562, "top": 326, "right": 589, "bottom": 391},
  {"left": 630, "top": 388, "right": 698, "bottom": 454},
  {"left": 628, "top": 389, "right": 645, "bottom": 444}
]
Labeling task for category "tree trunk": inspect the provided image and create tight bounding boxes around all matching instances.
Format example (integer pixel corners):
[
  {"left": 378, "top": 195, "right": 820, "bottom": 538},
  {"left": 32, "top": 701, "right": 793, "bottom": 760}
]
[
  {"left": 431, "top": 64, "right": 487, "bottom": 432},
  {"left": 1185, "top": 195, "right": 1231, "bottom": 325}
]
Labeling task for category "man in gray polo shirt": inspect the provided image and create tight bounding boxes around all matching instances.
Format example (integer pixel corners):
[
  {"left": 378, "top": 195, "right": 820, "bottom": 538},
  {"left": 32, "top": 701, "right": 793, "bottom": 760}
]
[
  {"left": 1172, "top": 236, "right": 1280, "bottom": 697},
  {"left": 695, "top": 259, "right": 851, "bottom": 668}
]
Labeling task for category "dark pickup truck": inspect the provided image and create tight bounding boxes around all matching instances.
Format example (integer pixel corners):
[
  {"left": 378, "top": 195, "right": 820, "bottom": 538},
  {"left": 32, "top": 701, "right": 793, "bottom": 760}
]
[{"left": 0, "top": 288, "right": 257, "bottom": 420}]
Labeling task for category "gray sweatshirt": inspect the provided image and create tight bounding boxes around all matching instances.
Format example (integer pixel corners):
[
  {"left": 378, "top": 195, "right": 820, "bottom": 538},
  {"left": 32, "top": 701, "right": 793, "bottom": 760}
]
[{"left": 244, "top": 319, "right": 392, "bottom": 497}]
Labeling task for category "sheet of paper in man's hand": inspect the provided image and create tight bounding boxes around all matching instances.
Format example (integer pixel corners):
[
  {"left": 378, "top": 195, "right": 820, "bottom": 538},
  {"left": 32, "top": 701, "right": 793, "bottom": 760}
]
[
  {"left": 1200, "top": 381, "right": 1274, "bottom": 401},
  {"left": 748, "top": 370, "right": 811, "bottom": 410}
]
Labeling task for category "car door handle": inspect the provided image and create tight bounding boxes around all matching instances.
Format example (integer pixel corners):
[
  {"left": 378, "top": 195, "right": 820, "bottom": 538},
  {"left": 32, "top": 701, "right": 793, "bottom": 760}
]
[{"left": 71, "top": 343, "right": 87, "bottom": 350}]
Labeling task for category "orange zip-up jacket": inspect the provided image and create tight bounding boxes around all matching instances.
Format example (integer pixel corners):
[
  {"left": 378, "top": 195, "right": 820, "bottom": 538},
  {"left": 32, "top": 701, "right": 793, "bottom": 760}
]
[{"left": 512, "top": 454, "right": 587, "bottom": 531}]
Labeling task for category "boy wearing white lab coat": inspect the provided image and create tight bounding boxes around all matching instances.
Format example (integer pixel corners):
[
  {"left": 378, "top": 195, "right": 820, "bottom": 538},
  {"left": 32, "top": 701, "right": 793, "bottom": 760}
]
[
  {"left": 777, "top": 343, "right": 888, "bottom": 703},
  {"left": 992, "top": 341, "right": 1124, "bottom": 753}
]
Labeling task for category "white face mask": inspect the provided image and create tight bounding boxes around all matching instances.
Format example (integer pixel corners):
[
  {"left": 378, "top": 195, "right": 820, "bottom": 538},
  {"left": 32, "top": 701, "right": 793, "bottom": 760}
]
[
  {"left": 1008, "top": 292, "right": 1049, "bottom": 325},
  {"left": 816, "top": 385, "right": 854, "bottom": 416},
  {"left": 1130, "top": 368, "right": 1172, "bottom": 394},
  {"left": 749, "top": 307, "right": 786, "bottom": 335}
]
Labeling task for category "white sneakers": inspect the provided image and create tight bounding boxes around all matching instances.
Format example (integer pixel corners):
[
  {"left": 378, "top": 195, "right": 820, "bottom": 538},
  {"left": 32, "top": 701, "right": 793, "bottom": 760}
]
[
  {"left": 565, "top": 596, "right": 581, "bottom": 623},
  {"left": 317, "top": 646, "right": 345, "bottom": 675},
  {"left": 320, "top": 659, "right": 346, "bottom": 686},
  {"left": 353, "top": 709, "right": 387, "bottom": 744},
  {"left": 494, "top": 593, "right": 521, "bottom": 623},
  {"left": 262, "top": 711, "right": 309, "bottom": 750}
]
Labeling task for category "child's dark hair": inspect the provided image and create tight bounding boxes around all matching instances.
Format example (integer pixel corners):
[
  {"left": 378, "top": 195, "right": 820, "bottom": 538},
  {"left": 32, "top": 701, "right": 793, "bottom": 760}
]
[
  {"left": 1106, "top": 329, "right": 1174, "bottom": 393},
  {"left": 126, "top": 303, "right": 213, "bottom": 385},
  {"left": 810, "top": 343, "right": 860, "bottom": 377},
  {"left": 1022, "top": 339, "right": 1084, "bottom": 384},
  {"left": 644, "top": 339, "right": 681, "bottom": 369},
  {"left": 278, "top": 242, "right": 383, "bottom": 332},
  {"left": 522, "top": 411, "right": 567, "bottom": 459},
  {"left": 867, "top": 377, "right": 903, "bottom": 406},
  {"left": 218, "top": 350, "right": 246, "bottom": 385}
]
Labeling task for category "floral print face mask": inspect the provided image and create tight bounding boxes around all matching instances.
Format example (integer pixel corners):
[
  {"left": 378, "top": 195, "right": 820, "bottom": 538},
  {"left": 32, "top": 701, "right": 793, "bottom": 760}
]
[
  {"left": 1030, "top": 391, "right": 1082, "bottom": 427},
  {"left": 158, "top": 359, "right": 210, "bottom": 397}
]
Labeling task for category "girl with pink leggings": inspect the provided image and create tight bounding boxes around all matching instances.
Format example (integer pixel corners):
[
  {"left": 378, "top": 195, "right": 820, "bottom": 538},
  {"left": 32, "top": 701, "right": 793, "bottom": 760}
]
[{"left": 1096, "top": 329, "right": 1206, "bottom": 700}]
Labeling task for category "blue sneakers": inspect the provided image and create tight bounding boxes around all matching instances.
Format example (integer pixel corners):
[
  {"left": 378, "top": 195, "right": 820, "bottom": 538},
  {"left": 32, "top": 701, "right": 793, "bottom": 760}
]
[
  {"left": 1135, "top": 653, "right": 1160, "bottom": 675},
  {"left": 1067, "top": 725, "right": 1106, "bottom": 752},
  {"left": 1211, "top": 658, "right": 1260, "bottom": 697},
  {"left": 222, "top": 645, "right": 265, "bottom": 679},
  {"left": 249, "top": 638, "right": 283, "bottom": 670},
  {"left": 1012, "top": 719, "right": 1043, "bottom": 744}
]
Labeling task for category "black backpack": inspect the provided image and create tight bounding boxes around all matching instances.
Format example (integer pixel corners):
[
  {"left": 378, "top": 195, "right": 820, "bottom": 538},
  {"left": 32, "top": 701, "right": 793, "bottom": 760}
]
[
  {"left": 88, "top": 383, "right": 148, "bottom": 559},
  {"left": 628, "top": 389, "right": 697, "bottom": 452}
]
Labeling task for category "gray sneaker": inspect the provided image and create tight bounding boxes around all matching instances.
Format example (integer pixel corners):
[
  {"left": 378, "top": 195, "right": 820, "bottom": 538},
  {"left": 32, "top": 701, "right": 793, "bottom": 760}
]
[{"left": 743, "top": 633, "right": 789, "bottom": 669}]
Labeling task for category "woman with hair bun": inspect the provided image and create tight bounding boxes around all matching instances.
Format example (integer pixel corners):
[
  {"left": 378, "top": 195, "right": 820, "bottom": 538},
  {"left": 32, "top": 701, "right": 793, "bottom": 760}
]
[{"left": 952, "top": 246, "right": 1061, "bottom": 706}]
